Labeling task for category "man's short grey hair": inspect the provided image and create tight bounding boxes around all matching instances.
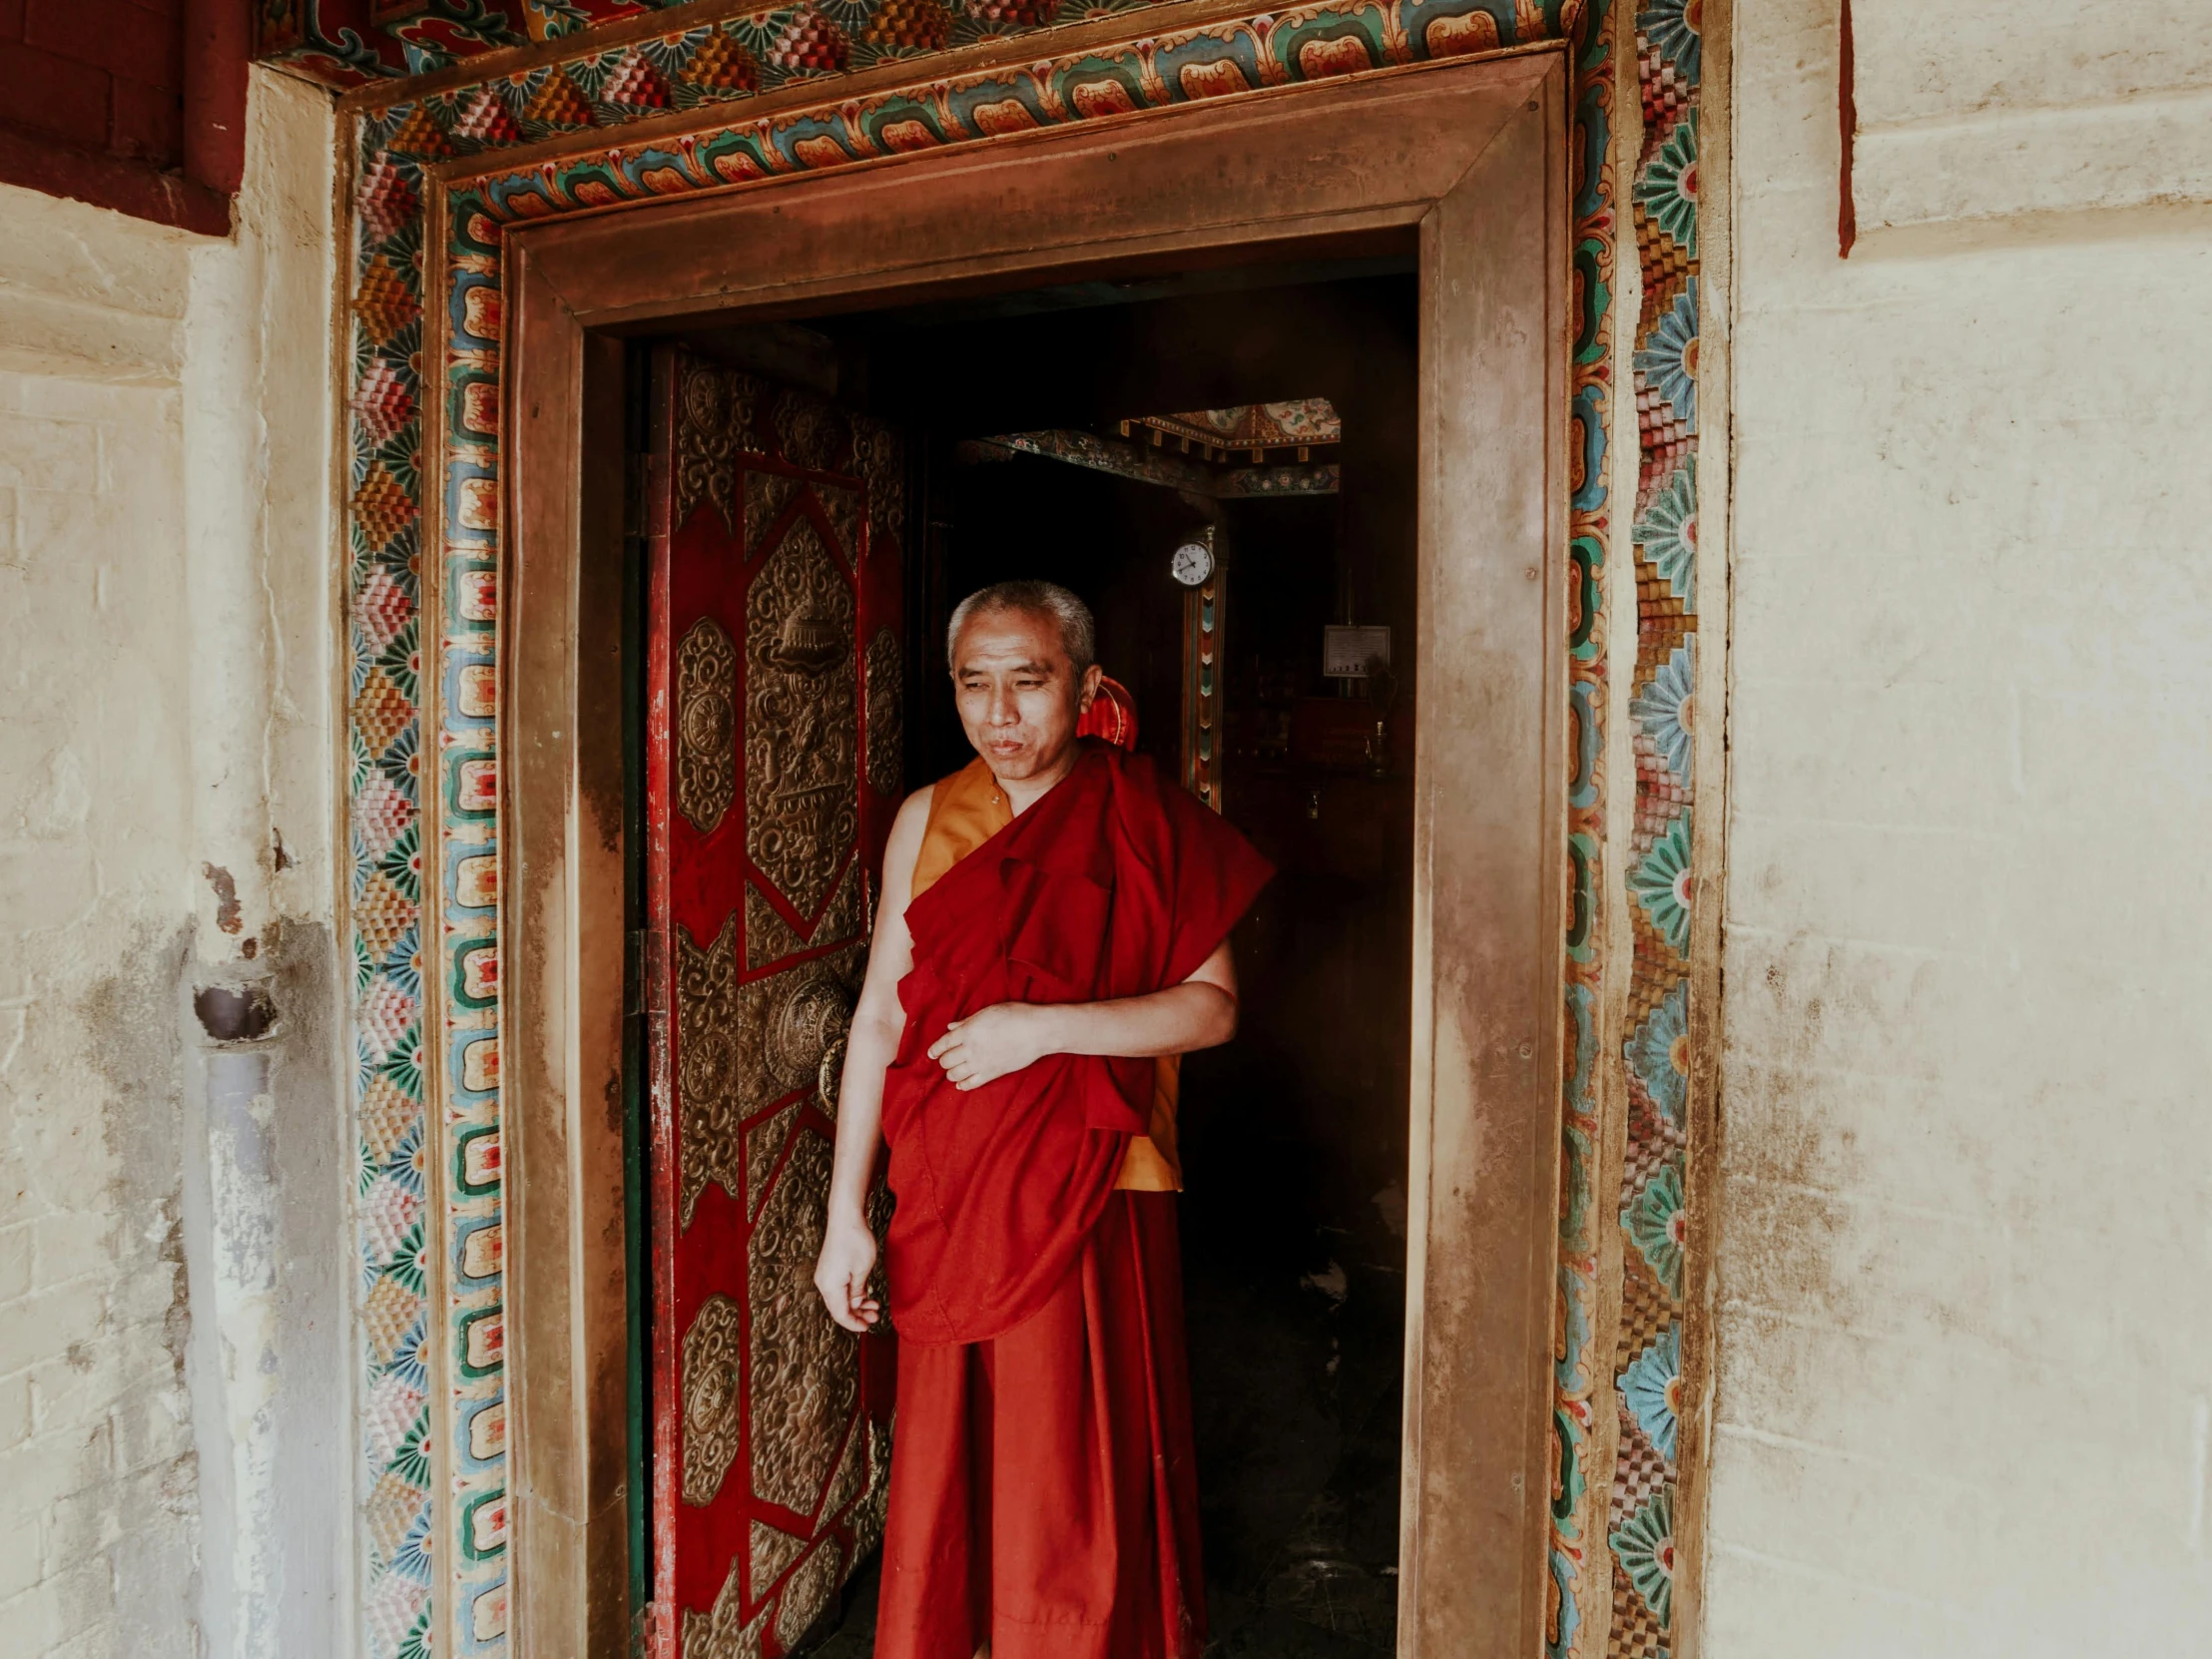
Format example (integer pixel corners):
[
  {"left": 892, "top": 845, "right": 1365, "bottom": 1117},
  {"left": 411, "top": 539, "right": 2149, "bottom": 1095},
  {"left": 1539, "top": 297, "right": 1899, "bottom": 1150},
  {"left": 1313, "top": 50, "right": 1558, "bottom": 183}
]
[{"left": 946, "top": 581, "right": 1097, "bottom": 673}]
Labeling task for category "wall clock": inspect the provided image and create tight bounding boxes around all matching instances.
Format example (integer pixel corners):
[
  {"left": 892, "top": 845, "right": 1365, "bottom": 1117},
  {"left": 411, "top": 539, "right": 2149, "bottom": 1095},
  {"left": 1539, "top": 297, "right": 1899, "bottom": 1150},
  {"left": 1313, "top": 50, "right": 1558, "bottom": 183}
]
[{"left": 1170, "top": 535, "right": 1215, "bottom": 586}]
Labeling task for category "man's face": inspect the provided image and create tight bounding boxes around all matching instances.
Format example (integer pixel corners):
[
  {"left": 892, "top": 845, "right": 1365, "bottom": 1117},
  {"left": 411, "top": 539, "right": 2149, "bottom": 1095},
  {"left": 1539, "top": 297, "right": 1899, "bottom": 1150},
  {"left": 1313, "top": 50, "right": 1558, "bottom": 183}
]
[{"left": 950, "top": 605, "right": 1103, "bottom": 783}]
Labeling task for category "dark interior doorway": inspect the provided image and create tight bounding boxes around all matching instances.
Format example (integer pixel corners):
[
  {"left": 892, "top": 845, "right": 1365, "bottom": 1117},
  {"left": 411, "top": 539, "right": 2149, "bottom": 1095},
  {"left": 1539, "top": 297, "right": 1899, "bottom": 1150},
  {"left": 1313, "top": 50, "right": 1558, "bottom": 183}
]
[{"left": 659, "top": 254, "right": 1420, "bottom": 1658}]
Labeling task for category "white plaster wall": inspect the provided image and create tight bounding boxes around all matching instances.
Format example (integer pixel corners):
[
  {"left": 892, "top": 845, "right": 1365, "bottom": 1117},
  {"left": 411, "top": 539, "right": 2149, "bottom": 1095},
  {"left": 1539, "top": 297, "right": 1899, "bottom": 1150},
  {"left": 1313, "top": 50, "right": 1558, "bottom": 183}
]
[
  {"left": 0, "top": 68, "right": 344, "bottom": 1659},
  {"left": 1711, "top": 2, "right": 2212, "bottom": 1652},
  {"left": 1849, "top": 1, "right": 2212, "bottom": 237},
  {"left": 0, "top": 174, "right": 204, "bottom": 1659}
]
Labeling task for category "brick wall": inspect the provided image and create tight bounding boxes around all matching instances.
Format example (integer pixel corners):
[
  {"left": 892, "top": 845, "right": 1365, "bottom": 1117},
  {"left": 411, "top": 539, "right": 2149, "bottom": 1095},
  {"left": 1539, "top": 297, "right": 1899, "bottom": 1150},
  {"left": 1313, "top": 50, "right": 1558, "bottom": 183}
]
[
  {"left": 1, "top": 0, "right": 188, "bottom": 171},
  {"left": 0, "top": 0, "right": 246, "bottom": 235}
]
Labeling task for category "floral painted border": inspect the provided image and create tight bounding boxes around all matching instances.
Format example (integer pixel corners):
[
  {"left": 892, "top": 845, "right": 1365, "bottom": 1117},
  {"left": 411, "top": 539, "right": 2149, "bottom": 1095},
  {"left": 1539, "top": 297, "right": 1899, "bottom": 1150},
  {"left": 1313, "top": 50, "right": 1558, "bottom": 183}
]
[
  {"left": 327, "top": 0, "right": 1702, "bottom": 1651},
  {"left": 1549, "top": 0, "right": 1614, "bottom": 1650},
  {"left": 1547, "top": 3, "right": 1705, "bottom": 1655},
  {"left": 1602, "top": 0, "right": 1700, "bottom": 1653},
  {"left": 259, "top": 0, "right": 687, "bottom": 89}
]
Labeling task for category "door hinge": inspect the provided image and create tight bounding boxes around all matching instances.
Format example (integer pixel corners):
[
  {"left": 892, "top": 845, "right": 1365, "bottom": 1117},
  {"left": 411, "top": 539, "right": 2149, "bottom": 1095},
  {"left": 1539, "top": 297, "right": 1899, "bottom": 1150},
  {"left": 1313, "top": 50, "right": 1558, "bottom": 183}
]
[{"left": 629, "top": 927, "right": 669, "bottom": 1017}]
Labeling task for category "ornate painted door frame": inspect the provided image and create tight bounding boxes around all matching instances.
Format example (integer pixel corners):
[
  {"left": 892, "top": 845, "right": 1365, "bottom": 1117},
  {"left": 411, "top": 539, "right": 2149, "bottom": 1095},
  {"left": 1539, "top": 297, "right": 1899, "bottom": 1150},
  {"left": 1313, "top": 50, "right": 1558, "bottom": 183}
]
[{"left": 485, "top": 43, "right": 1570, "bottom": 1659}]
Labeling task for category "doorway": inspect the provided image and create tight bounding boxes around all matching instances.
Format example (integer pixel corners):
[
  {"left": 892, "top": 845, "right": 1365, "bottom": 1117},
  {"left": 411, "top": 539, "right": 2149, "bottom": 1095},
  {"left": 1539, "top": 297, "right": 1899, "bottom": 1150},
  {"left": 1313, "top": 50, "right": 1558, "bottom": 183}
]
[
  {"left": 497, "top": 51, "right": 1569, "bottom": 1659},
  {"left": 650, "top": 261, "right": 1420, "bottom": 1656}
]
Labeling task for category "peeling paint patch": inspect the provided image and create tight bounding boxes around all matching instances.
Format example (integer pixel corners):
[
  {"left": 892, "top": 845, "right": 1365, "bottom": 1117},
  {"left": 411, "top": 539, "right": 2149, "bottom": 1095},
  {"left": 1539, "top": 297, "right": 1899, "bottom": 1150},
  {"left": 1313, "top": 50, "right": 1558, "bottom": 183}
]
[{"left": 203, "top": 863, "right": 244, "bottom": 934}]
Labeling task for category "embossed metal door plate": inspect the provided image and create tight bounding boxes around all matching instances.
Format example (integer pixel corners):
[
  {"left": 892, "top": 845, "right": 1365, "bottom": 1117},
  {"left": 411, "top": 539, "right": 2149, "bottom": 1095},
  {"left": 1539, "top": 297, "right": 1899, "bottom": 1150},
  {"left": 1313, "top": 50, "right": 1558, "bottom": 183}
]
[{"left": 646, "top": 348, "right": 904, "bottom": 1659}]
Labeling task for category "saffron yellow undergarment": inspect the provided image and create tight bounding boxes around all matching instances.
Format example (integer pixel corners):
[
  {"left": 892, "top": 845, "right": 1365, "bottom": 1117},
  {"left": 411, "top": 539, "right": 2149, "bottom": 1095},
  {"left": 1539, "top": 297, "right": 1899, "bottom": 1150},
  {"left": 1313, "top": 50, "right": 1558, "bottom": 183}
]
[{"left": 911, "top": 757, "right": 1183, "bottom": 1191}]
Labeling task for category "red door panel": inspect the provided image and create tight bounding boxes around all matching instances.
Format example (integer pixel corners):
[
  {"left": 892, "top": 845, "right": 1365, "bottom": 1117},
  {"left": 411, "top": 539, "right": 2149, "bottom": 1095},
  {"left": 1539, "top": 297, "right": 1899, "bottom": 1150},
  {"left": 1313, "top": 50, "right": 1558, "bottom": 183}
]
[{"left": 646, "top": 348, "right": 904, "bottom": 1658}]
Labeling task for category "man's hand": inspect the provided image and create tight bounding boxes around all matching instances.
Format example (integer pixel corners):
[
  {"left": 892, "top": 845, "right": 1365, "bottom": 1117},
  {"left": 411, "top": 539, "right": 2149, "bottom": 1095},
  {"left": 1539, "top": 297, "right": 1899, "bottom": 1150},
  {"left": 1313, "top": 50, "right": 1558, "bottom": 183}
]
[
  {"left": 927, "top": 1002, "right": 1054, "bottom": 1091},
  {"left": 814, "top": 1213, "right": 881, "bottom": 1333}
]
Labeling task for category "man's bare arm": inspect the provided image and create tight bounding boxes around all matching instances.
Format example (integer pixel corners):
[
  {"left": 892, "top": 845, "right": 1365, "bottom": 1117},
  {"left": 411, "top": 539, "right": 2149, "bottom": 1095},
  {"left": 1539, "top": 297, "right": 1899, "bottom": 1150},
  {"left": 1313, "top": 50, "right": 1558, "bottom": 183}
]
[
  {"left": 925, "top": 941, "right": 1238, "bottom": 1092},
  {"left": 813, "top": 785, "right": 931, "bottom": 1333}
]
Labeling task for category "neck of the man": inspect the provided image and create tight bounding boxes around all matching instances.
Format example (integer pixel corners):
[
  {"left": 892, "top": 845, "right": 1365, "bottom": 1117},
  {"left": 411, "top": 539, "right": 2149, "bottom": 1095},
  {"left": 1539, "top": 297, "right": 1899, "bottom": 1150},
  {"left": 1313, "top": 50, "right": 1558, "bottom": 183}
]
[{"left": 992, "top": 741, "right": 1081, "bottom": 817}]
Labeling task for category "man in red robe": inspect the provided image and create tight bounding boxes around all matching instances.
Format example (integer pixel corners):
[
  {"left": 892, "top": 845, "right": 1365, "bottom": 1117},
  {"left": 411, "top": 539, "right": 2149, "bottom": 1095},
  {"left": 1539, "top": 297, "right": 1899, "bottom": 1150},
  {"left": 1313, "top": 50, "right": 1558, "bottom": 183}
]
[{"left": 815, "top": 580, "right": 1272, "bottom": 1659}]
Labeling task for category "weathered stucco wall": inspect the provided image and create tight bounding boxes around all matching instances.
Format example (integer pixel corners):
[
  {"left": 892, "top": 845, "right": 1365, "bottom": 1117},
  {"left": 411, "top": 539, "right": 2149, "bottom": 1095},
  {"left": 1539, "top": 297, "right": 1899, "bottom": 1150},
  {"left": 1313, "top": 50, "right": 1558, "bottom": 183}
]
[
  {"left": 1711, "top": 1, "right": 2212, "bottom": 1650},
  {"left": 0, "top": 67, "right": 344, "bottom": 1659},
  {"left": 0, "top": 173, "right": 202, "bottom": 1658}
]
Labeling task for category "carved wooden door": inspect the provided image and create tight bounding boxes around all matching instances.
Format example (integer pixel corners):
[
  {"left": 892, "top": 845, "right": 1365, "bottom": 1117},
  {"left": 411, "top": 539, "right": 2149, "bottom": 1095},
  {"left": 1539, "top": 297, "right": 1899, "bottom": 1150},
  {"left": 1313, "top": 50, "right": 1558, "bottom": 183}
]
[{"left": 645, "top": 348, "right": 904, "bottom": 1659}]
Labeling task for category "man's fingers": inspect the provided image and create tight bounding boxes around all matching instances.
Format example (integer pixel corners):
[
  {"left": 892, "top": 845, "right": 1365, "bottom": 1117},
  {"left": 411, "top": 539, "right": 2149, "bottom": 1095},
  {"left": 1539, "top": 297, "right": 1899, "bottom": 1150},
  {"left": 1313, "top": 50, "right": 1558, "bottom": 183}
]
[
  {"left": 817, "top": 1251, "right": 879, "bottom": 1332},
  {"left": 844, "top": 1282, "right": 881, "bottom": 1330},
  {"left": 934, "top": 1028, "right": 1018, "bottom": 1087}
]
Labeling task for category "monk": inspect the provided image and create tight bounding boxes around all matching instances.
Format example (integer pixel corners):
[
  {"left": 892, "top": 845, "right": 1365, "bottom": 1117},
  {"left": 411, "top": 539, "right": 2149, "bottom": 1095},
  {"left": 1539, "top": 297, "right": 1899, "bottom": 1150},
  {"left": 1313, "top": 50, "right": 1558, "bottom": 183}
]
[{"left": 814, "top": 580, "right": 1273, "bottom": 1659}]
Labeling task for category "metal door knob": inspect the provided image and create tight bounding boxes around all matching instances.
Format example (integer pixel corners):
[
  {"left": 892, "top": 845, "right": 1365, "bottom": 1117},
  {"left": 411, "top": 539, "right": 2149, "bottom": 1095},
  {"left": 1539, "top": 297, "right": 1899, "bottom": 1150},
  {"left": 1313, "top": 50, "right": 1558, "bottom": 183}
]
[{"left": 769, "top": 973, "right": 856, "bottom": 1110}]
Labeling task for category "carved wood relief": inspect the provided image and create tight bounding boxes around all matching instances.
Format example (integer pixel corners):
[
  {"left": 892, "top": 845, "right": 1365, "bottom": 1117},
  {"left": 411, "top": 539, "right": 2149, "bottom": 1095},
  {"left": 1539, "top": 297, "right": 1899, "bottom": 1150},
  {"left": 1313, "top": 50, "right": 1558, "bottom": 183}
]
[
  {"left": 744, "top": 468, "right": 802, "bottom": 556},
  {"left": 746, "top": 519, "right": 857, "bottom": 920},
  {"left": 776, "top": 1541, "right": 843, "bottom": 1650},
  {"left": 822, "top": 1420, "right": 866, "bottom": 1522},
  {"left": 676, "top": 916, "right": 750, "bottom": 1227},
  {"left": 774, "top": 394, "right": 851, "bottom": 474},
  {"left": 657, "top": 346, "right": 902, "bottom": 1658},
  {"left": 820, "top": 863, "right": 863, "bottom": 947},
  {"left": 675, "top": 364, "right": 764, "bottom": 532},
  {"left": 750, "top": 1520, "right": 806, "bottom": 1605},
  {"left": 863, "top": 628, "right": 901, "bottom": 798},
  {"left": 675, "top": 935, "right": 861, "bottom": 1221},
  {"left": 681, "top": 1294, "right": 746, "bottom": 1508},
  {"left": 681, "top": 1563, "right": 767, "bottom": 1659},
  {"left": 744, "top": 864, "right": 866, "bottom": 972},
  {"left": 743, "top": 1102, "right": 800, "bottom": 1222},
  {"left": 817, "top": 481, "right": 859, "bottom": 562},
  {"left": 677, "top": 617, "right": 739, "bottom": 835},
  {"left": 746, "top": 1127, "right": 855, "bottom": 1516},
  {"left": 744, "top": 882, "right": 807, "bottom": 971},
  {"left": 855, "top": 417, "right": 904, "bottom": 551}
]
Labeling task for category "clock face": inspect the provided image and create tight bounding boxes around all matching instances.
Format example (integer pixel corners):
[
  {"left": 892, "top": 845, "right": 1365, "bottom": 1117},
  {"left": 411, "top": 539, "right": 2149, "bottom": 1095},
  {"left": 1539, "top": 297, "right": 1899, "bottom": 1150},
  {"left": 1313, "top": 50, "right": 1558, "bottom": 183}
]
[{"left": 1170, "top": 539, "right": 1215, "bottom": 587}]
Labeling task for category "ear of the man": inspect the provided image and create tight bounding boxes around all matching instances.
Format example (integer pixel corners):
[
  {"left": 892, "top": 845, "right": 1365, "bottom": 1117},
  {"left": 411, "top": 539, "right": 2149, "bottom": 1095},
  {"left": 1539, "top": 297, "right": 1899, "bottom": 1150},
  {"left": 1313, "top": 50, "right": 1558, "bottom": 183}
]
[{"left": 1077, "top": 662, "right": 1104, "bottom": 711}]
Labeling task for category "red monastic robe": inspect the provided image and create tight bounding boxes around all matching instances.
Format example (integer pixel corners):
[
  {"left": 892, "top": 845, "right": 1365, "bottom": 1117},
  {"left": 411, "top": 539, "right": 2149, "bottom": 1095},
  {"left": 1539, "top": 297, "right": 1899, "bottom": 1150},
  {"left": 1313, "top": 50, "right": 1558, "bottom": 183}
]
[{"left": 875, "top": 742, "right": 1272, "bottom": 1659}]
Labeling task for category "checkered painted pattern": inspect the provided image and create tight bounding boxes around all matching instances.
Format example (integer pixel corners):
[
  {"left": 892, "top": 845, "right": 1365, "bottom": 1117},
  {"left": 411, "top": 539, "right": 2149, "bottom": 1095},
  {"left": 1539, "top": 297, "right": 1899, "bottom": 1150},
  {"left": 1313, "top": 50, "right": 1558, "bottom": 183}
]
[{"left": 1607, "top": 0, "right": 1701, "bottom": 1653}]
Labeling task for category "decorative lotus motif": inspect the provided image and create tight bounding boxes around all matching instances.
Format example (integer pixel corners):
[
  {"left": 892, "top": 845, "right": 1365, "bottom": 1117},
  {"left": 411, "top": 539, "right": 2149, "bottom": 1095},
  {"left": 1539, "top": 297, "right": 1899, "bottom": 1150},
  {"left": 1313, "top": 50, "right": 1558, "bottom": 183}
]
[{"left": 766, "top": 606, "right": 847, "bottom": 676}]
